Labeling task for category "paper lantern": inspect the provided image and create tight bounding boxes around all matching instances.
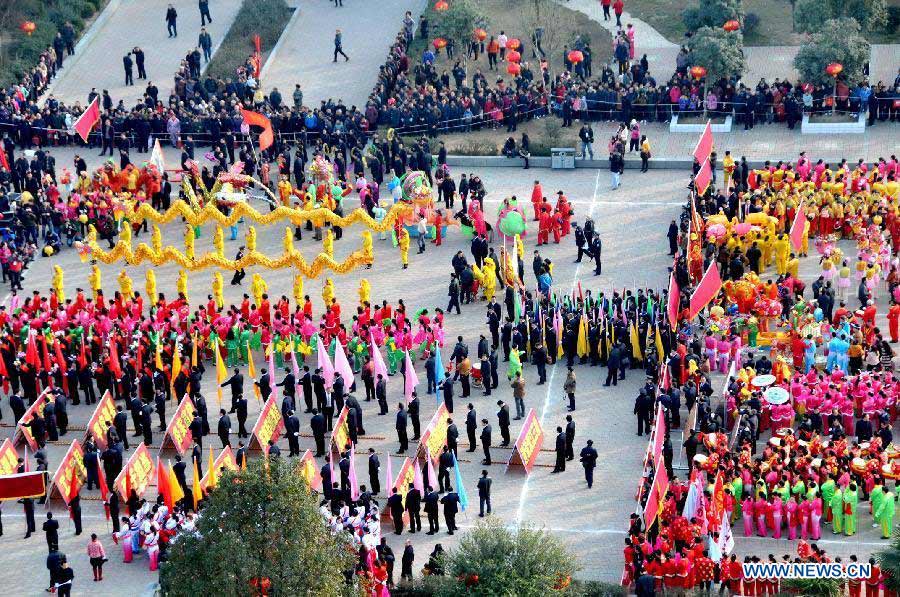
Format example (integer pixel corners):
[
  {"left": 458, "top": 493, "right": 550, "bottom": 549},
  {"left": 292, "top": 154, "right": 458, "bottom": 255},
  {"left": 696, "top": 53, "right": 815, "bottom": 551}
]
[
  {"left": 507, "top": 38, "right": 521, "bottom": 50},
  {"left": 20, "top": 21, "right": 36, "bottom": 36},
  {"left": 507, "top": 62, "right": 521, "bottom": 76},
  {"left": 506, "top": 50, "right": 521, "bottom": 63},
  {"left": 474, "top": 28, "right": 487, "bottom": 41},
  {"left": 433, "top": 37, "right": 447, "bottom": 50},
  {"left": 567, "top": 50, "right": 584, "bottom": 64},
  {"left": 825, "top": 62, "right": 843, "bottom": 77},
  {"left": 723, "top": 19, "right": 740, "bottom": 31},
  {"left": 434, "top": 1, "right": 449, "bottom": 11},
  {"left": 690, "top": 65, "right": 707, "bottom": 80},
  {"left": 894, "top": 99, "right": 900, "bottom": 109}
]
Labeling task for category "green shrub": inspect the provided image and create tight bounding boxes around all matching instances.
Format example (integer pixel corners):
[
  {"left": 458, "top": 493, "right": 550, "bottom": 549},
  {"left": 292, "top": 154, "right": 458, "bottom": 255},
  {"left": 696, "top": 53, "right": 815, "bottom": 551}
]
[{"left": 573, "top": 580, "right": 628, "bottom": 597}]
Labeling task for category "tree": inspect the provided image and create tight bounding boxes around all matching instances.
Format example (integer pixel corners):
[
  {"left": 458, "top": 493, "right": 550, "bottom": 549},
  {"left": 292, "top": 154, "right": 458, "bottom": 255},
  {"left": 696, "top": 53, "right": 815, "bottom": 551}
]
[
  {"left": 687, "top": 27, "right": 746, "bottom": 81},
  {"left": 517, "top": 0, "right": 581, "bottom": 74},
  {"left": 431, "top": 0, "right": 486, "bottom": 68},
  {"left": 160, "top": 459, "right": 359, "bottom": 596},
  {"left": 877, "top": 532, "right": 900, "bottom": 593},
  {"left": 794, "top": 18, "right": 870, "bottom": 85},
  {"left": 432, "top": 519, "right": 579, "bottom": 595},
  {"left": 682, "top": 0, "right": 744, "bottom": 33},
  {"left": 794, "top": 0, "right": 888, "bottom": 33}
]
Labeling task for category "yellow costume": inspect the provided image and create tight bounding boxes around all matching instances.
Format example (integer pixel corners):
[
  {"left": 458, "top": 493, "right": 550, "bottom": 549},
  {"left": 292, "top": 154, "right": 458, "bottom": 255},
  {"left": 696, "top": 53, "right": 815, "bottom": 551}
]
[
  {"left": 323, "top": 229, "right": 334, "bottom": 260},
  {"left": 251, "top": 273, "right": 267, "bottom": 307},
  {"left": 118, "top": 270, "right": 134, "bottom": 300},
  {"left": 212, "top": 272, "right": 224, "bottom": 309},
  {"left": 359, "top": 279, "right": 371, "bottom": 306},
  {"left": 482, "top": 257, "right": 497, "bottom": 301},
  {"left": 151, "top": 225, "right": 163, "bottom": 254},
  {"left": 247, "top": 226, "right": 257, "bottom": 252},
  {"left": 52, "top": 265, "right": 65, "bottom": 304},
  {"left": 88, "top": 265, "right": 102, "bottom": 301},
  {"left": 293, "top": 275, "right": 304, "bottom": 305},
  {"left": 774, "top": 234, "right": 789, "bottom": 275},
  {"left": 177, "top": 270, "right": 188, "bottom": 301},
  {"left": 184, "top": 224, "right": 195, "bottom": 261},
  {"left": 145, "top": 270, "right": 157, "bottom": 304},
  {"left": 322, "top": 277, "right": 335, "bottom": 308},
  {"left": 213, "top": 227, "right": 225, "bottom": 258},
  {"left": 398, "top": 228, "right": 410, "bottom": 268}
]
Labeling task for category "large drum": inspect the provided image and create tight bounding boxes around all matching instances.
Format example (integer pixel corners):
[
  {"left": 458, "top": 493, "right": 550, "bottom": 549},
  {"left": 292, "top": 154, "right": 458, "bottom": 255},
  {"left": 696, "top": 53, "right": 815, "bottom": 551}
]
[{"left": 471, "top": 362, "right": 482, "bottom": 387}]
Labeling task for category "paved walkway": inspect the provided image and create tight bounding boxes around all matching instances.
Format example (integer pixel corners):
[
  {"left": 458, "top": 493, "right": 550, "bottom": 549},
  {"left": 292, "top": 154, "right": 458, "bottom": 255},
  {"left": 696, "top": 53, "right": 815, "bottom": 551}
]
[
  {"left": 42, "top": 0, "right": 242, "bottom": 106},
  {"left": 260, "top": 0, "right": 425, "bottom": 109}
]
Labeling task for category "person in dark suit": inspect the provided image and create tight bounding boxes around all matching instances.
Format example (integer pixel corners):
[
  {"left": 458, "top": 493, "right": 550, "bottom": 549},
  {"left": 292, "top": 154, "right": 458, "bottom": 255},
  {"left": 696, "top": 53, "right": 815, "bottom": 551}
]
[
  {"left": 320, "top": 459, "right": 332, "bottom": 500},
  {"left": 439, "top": 375, "right": 454, "bottom": 413},
  {"left": 579, "top": 439, "right": 598, "bottom": 488},
  {"left": 634, "top": 388, "right": 653, "bottom": 436},
  {"left": 424, "top": 485, "right": 440, "bottom": 534},
  {"left": 405, "top": 483, "right": 422, "bottom": 533},
  {"left": 285, "top": 411, "right": 300, "bottom": 456},
  {"left": 21, "top": 495, "right": 36, "bottom": 538},
  {"left": 408, "top": 393, "right": 421, "bottom": 440},
  {"left": 310, "top": 409, "right": 326, "bottom": 456},
  {"left": 480, "top": 418, "right": 492, "bottom": 464},
  {"left": 466, "top": 404, "right": 477, "bottom": 452},
  {"left": 222, "top": 369, "right": 243, "bottom": 413},
  {"left": 69, "top": 493, "right": 82, "bottom": 535},
  {"left": 635, "top": 571, "right": 656, "bottom": 596},
  {"left": 564, "top": 415, "right": 576, "bottom": 461},
  {"left": 552, "top": 426, "right": 566, "bottom": 472},
  {"left": 43, "top": 512, "right": 59, "bottom": 552},
  {"left": 217, "top": 409, "right": 231, "bottom": 448},
  {"left": 236, "top": 396, "right": 249, "bottom": 438},
  {"left": 440, "top": 487, "right": 460, "bottom": 534},
  {"left": 477, "top": 470, "right": 492, "bottom": 517},
  {"left": 387, "top": 488, "right": 404, "bottom": 534},
  {"left": 113, "top": 406, "right": 129, "bottom": 450},
  {"left": 446, "top": 419, "right": 459, "bottom": 457},
  {"left": 368, "top": 448, "right": 380, "bottom": 495},
  {"left": 256, "top": 368, "right": 272, "bottom": 402},
  {"left": 140, "top": 401, "right": 154, "bottom": 446},
  {"left": 437, "top": 446, "right": 454, "bottom": 492},
  {"left": 376, "top": 374, "right": 388, "bottom": 414},
  {"left": 497, "top": 400, "right": 511, "bottom": 446},
  {"left": 396, "top": 403, "right": 408, "bottom": 454},
  {"left": 172, "top": 454, "right": 187, "bottom": 494},
  {"left": 300, "top": 366, "right": 313, "bottom": 412}
]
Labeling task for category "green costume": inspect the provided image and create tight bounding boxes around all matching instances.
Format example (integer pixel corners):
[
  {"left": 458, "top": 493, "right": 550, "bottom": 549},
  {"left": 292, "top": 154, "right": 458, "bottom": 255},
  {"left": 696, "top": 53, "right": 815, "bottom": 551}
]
[
  {"left": 507, "top": 348, "right": 523, "bottom": 380},
  {"left": 731, "top": 478, "right": 743, "bottom": 521},
  {"left": 843, "top": 487, "right": 858, "bottom": 536},
  {"left": 876, "top": 490, "right": 896, "bottom": 539},
  {"left": 791, "top": 480, "right": 806, "bottom": 500},
  {"left": 820, "top": 479, "right": 836, "bottom": 522},
  {"left": 386, "top": 339, "right": 402, "bottom": 375},
  {"left": 872, "top": 484, "right": 885, "bottom": 525},
  {"left": 830, "top": 488, "right": 843, "bottom": 534}
]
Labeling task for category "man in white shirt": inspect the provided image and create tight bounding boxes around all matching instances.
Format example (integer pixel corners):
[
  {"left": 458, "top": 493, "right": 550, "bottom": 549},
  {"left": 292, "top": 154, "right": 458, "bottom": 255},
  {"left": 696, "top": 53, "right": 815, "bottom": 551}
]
[
  {"left": 417, "top": 216, "right": 428, "bottom": 253},
  {"left": 498, "top": 31, "right": 508, "bottom": 60}
]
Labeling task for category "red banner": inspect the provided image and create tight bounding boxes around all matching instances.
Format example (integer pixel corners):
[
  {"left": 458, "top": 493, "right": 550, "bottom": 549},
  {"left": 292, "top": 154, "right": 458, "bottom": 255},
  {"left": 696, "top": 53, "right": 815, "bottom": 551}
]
[
  {"left": 0, "top": 438, "right": 19, "bottom": 476},
  {"left": 667, "top": 273, "right": 680, "bottom": 326},
  {"left": 692, "top": 121, "right": 713, "bottom": 164},
  {"left": 200, "top": 446, "right": 238, "bottom": 492},
  {"left": 114, "top": 443, "right": 155, "bottom": 500},
  {"left": 15, "top": 390, "right": 50, "bottom": 450},
  {"left": 416, "top": 402, "right": 450, "bottom": 464},
  {"left": 251, "top": 395, "right": 284, "bottom": 451},
  {"left": 85, "top": 391, "right": 116, "bottom": 451},
  {"left": 162, "top": 394, "right": 196, "bottom": 455},
  {"left": 329, "top": 406, "right": 350, "bottom": 455},
  {"left": 694, "top": 158, "right": 712, "bottom": 195},
  {"left": 296, "top": 450, "right": 321, "bottom": 491},
  {"left": 506, "top": 408, "right": 543, "bottom": 474},
  {"left": 0, "top": 471, "right": 47, "bottom": 501},
  {"left": 789, "top": 201, "right": 806, "bottom": 253},
  {"left": 689, "top": 262, "right": 722, "bottom": 319},
  {"left": 50, "top": 440, "right": 85, "bottom": 505}
]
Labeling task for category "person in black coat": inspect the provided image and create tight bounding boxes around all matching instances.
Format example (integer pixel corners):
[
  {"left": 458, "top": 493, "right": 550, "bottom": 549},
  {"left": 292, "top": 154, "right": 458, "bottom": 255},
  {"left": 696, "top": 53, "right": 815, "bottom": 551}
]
[
  {"left": 480, "top": 418, "right": 492, "bottom": 464},
  {"left": 217, "top": 409, "right": 231, "bottom": 448},
  {"left": 579, "top": 439, "right": 598, "bottom": 487},
  {"left": 172, "top": 454, "right": 187, "bottom": 493},
  {"left": 235, "top": 397, "right": 249, "bottom": 438},
  {"left": 396, "top": 403, "right": 409, "bottom": 454},
  {"left": 465, "top": 404, "right": 477, "bottom": 451},
  {"left": 9, "top": 394, "right": 25, "bottom": 425},
  {"left": 424, "top": 486, "right": 440, "bottom": 533},
  {"left": 496, "top": 400, "right": 511, "bottom": 446},
  {"left": 408, "top": 393, "right": 421, "bottom": 440},
  {"left": 300, "top": 366, "right": 313, "bottom": 412},
  {"left": 285, "top": 411, "right": 300, "bottom": 456},
  {"left": 634, "top": 388, "right": 653, "bottom": 436},
  {"left": 440, "top": 488, "right": 460, "bottom": 534},
  {"left": 368, "top": 448, "right": 380, "bottom": 495},
  {"left": 564, "top": 415, "right": 576, "bottom": 461},
  {"left": 310, "top": 409, "right": 326, "bottom": 456},
  {"left": 552, "top": 426, "right": 567, "bottom": 472},
  {"left": 387, "top": 488, "right": 404, "bottom": 534},
  {"left": 83, "top": 441, "right": 100, "bottom": 490},
  {"left": 154, "top": 391, "right": 167, "bottom": 431},
  {"left": 222, "top": 369, "right": 243, "bottom": 413},
  {"left": 140, "top": 402, "right": 154, "bottom": 446},
  {"left": 477, "top": 470, "right": 492, "bottom": 517},
  {"left": 320, "top": 460, "right": 332, "bottom": 500},
  {"left": 446, "top": 419, "right": 459, "bottom": 457},
  {"left": 405, "top": 483, "right": 422, "bottom": 533},
  {"left": 401, "top": 540, "right": 415, "bottom": 580},
  {"left": 605, "top": 344, "right": 622, "bottom": 386},
  {"left": 43, "top": 512, "right": 59, "bottom": 552}
]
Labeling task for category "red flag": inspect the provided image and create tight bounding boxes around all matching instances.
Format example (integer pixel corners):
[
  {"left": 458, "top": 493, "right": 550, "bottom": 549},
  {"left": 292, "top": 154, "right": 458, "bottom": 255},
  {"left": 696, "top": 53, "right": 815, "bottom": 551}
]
[
  {"left": 98, "top": 467, "right": 110, "bottom": 520},
  {"left": 108, "top": 336, "right": 123, "bottom": 379},
  {"left": 694, "top": 159, "right": 712, "bottom": 195},
  {"left": 53, "top": 340, "right": 68, "bottom": 394},
  {"left": 711, "top": 471, "right": 725, "bottom": 520},
  {"left": 0, "top": 144, "right": 9, "bottom": 172},
  {"left": 73, "top": 98, "right": 101, "bottom": 144},
  {"left": 68, "top": 465, "right": 79, "bottom": 518},
  {"left": 41, "top": 335, "right": 53, "bottom": 373},
  {"left": 25, "top": 331, "right": 39, "bottom": 367},
  {"left": 692, "top": 120, "right": 713, "bottom": 164},
  {"left": 252, "top": 34, "right": 262, "bottom": 78},
  {"left": 789, "top": 201, "right": 806, "bottom": 253},
  {"left": 78, "top": 336, "right": 87, "bottom": 368},
  {"left": 689, "top": 262, "right": 723, "bottom": 319},
  {"left": 135, "top": 342, "right": 143, "bottom": 376},
  {"left": 157, "top": 456, "right": 173, "bottom": 511},
  {"left": 241, "top": 109, "right": 274, "bottom": 152},
  {"left": 666, "top": 273, "right": 680, "bottom": 327},
  {"left": 0, "top": 349, "right": 9, "bottom": 394}
]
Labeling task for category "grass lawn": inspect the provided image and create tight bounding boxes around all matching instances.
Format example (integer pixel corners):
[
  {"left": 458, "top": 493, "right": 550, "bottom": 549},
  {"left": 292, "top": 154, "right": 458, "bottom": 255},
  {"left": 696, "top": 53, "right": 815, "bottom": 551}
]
[
  {"left": 404, "top": 118, "right": 583, "bottom": 157},
  {"left": 206, "top": 0, "right": 294, "bottom": 81},
  {"left": 409, "top": 0, "right": 612, "bottom": 76}
]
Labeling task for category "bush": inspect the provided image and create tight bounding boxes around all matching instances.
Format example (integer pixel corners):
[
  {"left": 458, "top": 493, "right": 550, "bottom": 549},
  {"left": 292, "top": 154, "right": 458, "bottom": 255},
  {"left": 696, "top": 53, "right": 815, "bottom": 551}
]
[
  {"left": 743, "top": 13, "right": 760, "bottom": 36},
  {"left": 682, "top": 0, "right": 744, "bottom": 33},
  {"left": 886, "top": 6, "right": 900, "bottom": 32},
  {"left": 205, "top": 0, "right": 294, "bottom": 81},
  {"left": 794, "top": 18, "right": 870, "bottom": 85},
  {"left": 688, "top": 26, "right": 747, "bottom": 80},
  {"left": 573, "top": 580, "right": 628, "bottom": 597}
]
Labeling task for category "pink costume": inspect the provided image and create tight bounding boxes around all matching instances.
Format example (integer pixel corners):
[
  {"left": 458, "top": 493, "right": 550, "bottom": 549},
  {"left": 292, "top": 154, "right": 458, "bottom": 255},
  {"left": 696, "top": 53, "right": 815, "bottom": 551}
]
[
  {"left": 116, "top": 528, "right": 133, "bottom": 562},
  {"left": 717, "top": 338, "right": 730, "bottom": 373},
  {"left": 742, "top": 497, "right": 754, "bottom": 536},
  {"left": 771, "top": 497, "right": 783, "bottom": 539},
  {"left": 755, "top": 497, "right": 768, "bottom": 537},
  {"left": 799, "top": 499, "right": 811, "bottom": 540},
  {"left": 786, "top": 498, "right": 798, "bottom": 540}
]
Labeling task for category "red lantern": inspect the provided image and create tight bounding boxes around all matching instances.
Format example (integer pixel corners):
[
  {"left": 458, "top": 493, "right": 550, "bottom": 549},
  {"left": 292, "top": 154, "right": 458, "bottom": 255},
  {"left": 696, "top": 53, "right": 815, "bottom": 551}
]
[
  {"left": 20, "top": 21, "right": 36, "bottom": 36},
  {"left": 507, "top": 38, "right": 521, "bottom": 51},
  {"left": 474, "top": 28, "right": 487, "bottom": 41},
  {"left": 689, "top": 66, "right": 707, "bottom": 80},
  {"left": 434, "top": 1, "right": 449, "bottom": 11},
  {"left": 433, "top": 37, "right": 447, "bottom": 50},
  {"left": 567, "top": 50, "right": 584, "bottom": 64},
  {"left": 506, "top": 50, "right": 521, "bottom": 63},
  {"left": 723, "top": 19, "right": 740, "bottom": 32},
  {"left": 507, "top": 62, "right": 521, "bottom": 76},
  {"left": 825, "top": 62, "right": 843, "bottom": 77},
  {"left": 893, "top": 99, "right": 900, "bottom": 109}
]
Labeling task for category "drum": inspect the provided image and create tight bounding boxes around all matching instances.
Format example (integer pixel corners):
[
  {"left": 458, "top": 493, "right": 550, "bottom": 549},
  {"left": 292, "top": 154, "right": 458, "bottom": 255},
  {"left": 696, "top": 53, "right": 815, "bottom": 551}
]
[
  {"left": 883, "top": 463, "right": 900, "bottom": 481},
  {"left": 693, "top": 454, "right": 709, "bottom": 468},
  {"left": 859, "top": 441, "right": 871, "bottom": 456},
  {"left": 852, "top": 457, "right": 868, "bottom": 475},
  {"left": 752, "top": 374, "right": 776, "bottom": 388},
  {"left": 471, "top": 362, "right": 482, "bottom": 386}
]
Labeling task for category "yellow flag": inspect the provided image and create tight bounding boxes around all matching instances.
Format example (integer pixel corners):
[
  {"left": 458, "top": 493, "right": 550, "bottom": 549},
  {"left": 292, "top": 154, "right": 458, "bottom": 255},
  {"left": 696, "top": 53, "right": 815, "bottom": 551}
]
[
  {"left": 630, "top": 323, "right": 643, "bottom": 361},
  {"left": 247, "top": 342, "right": 261, "bottom": 402},
  {"left": 215, "top": 342, "right": 227, "bottom": 408},
  {"left": 655, "top": 327, "right": 664, "bottom": 360},
  {"left": 155, "top": 342, "right": 164, "bottom": 371},
  {"left": 170, "top": 343, "right": 182, "bottom": 395},
  {"left": 192, "top": 457, "right": 202, "bottom": 509},
  {"left": 168, "top": 461, "right": 184, "bottom": 504},
  {"left": 190, "top": 332, "right": 198, "bottom": 369},
  {"left": 207, "top": 446, "right": 217, "bottom": 490}
]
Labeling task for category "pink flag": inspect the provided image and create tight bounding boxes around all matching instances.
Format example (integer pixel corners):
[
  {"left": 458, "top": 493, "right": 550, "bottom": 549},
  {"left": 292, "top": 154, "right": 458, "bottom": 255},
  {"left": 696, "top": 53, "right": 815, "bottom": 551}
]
[
  {"left": 371, "top": 340, "right": 388, "bottom": 380},
  {"left": 267, "top": 345, "right": 278, "bottom": 400},
  {"left": 667, "top": 273, "right": 680, "bottom": 326},
  {"left": 317, "top": 336, "right": 334, "bottom": 388},
  {"left": 426, "top": 452, "right": 437, "bottom": 490},
  {"left": 694, "top": 159, "right": 712, "bottom": 195},
  {"left": 692, "top": 121, "right": 713, "bottom": 164},
  {"left": 403, "top": 351, "right": 419, "bottom": 403},
  {"left": 385, "top": 454, "right": 394, "bottom": 493},
  {"left": 333, "top": 340, "right": 355, "bottom": 388},
  {"left": 688, "top": 262, "right": 722, "bottom": 319},
  {"left": 789, "top": 201, "right": 806, "bottom": 253},
  {"left": 413, "top": 458, "right": 424, "bottom": 492},
  {"left": 349, "top": 444, "right": 360, "bottom": 500},
  {"left": 290, "top": 348, "right": 300, "bottom": 388},
  {"left": 651, "top": 404, "right": 666, "bottom": 464}
]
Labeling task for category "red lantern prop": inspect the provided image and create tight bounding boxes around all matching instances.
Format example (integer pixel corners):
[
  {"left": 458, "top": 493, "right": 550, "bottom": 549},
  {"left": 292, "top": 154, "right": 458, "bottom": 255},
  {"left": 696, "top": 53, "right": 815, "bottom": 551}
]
[
  {"left": 690, "top": 66, "right": 707, "bottom": 80},
  {"left": 435, "top": 1, "right": 449, "bottom": 11},
  {"left": 825, "top": 62, "right": 843, "bottom": 77},
  {"left": 507, "top": 38, "right": 521, "bottom": 50},
  {"left": 506, "top": 50, "right": 521, "bottom": 63},
  {"left": 507, "top": 62, "right": 521, "bottom": 76},
  {"left": 723, "top": 19, "right": 740, "bottom": 32},
  {"left": 433, "top": 38, "right": 447, "bottom": 50},
  {"left": 567, "top": 50, "right": 584, "bottom": 64},
  {"left": 20, "top": 21, "right": 36, "bottom": 36},
  {"left": 474, "top": 28, "right": 487, "bottom": 41}
]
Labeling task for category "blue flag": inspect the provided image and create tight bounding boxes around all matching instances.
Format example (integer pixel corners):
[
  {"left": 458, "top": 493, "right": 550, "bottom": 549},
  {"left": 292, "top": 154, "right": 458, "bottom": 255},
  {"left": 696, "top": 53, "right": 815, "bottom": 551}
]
[
  {"left": 452, "top": 453, "right": 468, "bottom": 512},
  {"left": 433, "top": 344, "right": 445, "bottom": 403}
]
